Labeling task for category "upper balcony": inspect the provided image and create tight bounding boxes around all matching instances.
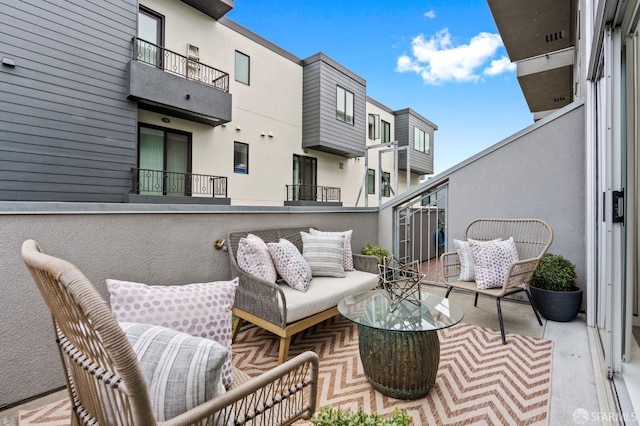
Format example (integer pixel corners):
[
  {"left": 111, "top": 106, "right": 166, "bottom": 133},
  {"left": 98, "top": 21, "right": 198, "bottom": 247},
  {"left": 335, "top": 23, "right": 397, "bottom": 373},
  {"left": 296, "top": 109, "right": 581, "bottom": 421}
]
[
  {"left": 487, "top": 0, "right": 575, "bottom": 118},
  {"left": 180, "top": 0, "right": 233, "bottom": 19},
  {"left": 284, "top": 184, "right": 343, "bottom": 206},
  {"left": 394, "top": 108, "right": 437, "bottom": 175},
  {"left": 128, "top": 37, "right": 232, "bottom": 127}
]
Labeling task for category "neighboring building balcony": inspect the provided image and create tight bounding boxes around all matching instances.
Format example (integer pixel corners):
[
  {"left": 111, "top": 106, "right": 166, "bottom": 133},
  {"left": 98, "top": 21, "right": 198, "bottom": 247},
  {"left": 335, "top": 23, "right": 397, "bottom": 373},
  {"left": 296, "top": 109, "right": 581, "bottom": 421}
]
[
  {"left": 398, "top": 148, "right": 433, "bottom": 175},
  {"left": 128, "top": 37, "right": 232, "bottom": 126},
  {"left": 284, "top": 184, "right": 343, "bottom": 206},
  {"left": 126, "top": 168, "right": 230, "bottom": 205}
]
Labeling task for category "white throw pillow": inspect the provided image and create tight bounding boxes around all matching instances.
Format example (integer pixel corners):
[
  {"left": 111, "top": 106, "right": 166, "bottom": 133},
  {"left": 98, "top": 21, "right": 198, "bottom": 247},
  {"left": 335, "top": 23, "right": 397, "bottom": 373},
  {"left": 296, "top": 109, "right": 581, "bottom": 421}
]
[
  {"left": 237, "top": 233, "right": 277, "bottom": 282},
  {"left": 309, "top": 228, "right": 355, "bottom": 271},
  {"left": 107, "top": 278, "right": 238, "bottom": 388},
  {"left": 301, "top": 232, "right": 345, "bottom": 277},
  {"left": 454, "top": 238, "right": 501, "bottom": 281},
  {"left": 469, "top": 237, "right": 519, "bottom": 289}
]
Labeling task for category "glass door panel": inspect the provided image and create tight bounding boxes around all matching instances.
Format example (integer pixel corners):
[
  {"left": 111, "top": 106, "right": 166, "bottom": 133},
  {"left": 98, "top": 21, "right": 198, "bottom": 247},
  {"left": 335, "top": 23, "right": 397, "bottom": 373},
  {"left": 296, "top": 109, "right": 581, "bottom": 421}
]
[
  {"left": 293, "top": 154, "right": 317, "bottom": 201},
  {"left": 166, "top": 133, "right": 190, "bottom": 196},
  {"left": 138, "top": 8, "right": 162, "bottom": 67},
  {"left": 139, "top": 127, "right": 164, "bottom": 195}
]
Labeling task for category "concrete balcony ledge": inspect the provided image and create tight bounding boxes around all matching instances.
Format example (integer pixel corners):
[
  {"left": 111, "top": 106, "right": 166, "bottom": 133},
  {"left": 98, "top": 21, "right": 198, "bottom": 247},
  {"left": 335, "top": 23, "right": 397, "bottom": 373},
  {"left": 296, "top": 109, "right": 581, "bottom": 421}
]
[{"left": 128, "top": 60, "right": 232, "bottom": 126}]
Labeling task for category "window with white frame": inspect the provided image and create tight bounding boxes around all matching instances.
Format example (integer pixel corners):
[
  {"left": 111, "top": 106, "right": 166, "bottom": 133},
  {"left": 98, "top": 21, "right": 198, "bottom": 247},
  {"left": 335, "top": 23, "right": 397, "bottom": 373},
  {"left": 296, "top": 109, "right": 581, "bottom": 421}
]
[
  {"left": 234, "top": 142, "right": 248, "bottom": 174},
  {"left": 381, "top": 120, "right": 391, "bottom": 143},
  {"left": 368, "top": 114, "right": 379, "bottom": 140},
  {"left": 235, "top": 51, "right": 250, "bottom": 85},
  {"left": 336, "top": 86, "right": 354, "bottom": 124},
  {"left": 367, "top": 169, "right": 375, "bottom": 194},
  {"left": 381, "top": 171, "right": 391, "bottom": 197},
  {"left": 414, "top": 127, "right": 430, "bottom": 154}
]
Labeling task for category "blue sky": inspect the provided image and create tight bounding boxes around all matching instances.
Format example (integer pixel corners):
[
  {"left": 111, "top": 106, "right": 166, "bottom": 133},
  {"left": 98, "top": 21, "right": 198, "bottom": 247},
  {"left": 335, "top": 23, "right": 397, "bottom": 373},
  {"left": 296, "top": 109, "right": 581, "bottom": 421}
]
[{"left": 227, "top": 0, "right": 533, "bottom": 174}]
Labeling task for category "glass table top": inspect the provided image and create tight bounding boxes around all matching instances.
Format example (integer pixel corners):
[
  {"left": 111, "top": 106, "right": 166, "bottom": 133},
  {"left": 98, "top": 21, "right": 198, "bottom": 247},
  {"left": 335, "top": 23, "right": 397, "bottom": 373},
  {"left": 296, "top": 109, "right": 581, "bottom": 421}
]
[{"left": 338, "top": 289, "right": 464, "bottom": 332}]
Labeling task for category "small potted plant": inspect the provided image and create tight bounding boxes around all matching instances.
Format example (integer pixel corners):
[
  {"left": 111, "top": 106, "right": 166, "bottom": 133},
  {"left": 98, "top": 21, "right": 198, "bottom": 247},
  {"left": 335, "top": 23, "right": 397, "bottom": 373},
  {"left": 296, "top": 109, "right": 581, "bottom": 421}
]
[
  {"left": 529, "top": 253, "right": 582, "bottom": 322},
  {"left": 361, "top": 243, "right": 389, "bottom": 261}
]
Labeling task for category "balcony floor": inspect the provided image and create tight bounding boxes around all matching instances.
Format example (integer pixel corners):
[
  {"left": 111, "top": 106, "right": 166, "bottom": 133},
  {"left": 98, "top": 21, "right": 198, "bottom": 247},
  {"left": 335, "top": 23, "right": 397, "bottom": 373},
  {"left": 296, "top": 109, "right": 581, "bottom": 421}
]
[{"left": 0, "top": 285, "right": 610, "bottom": 426}]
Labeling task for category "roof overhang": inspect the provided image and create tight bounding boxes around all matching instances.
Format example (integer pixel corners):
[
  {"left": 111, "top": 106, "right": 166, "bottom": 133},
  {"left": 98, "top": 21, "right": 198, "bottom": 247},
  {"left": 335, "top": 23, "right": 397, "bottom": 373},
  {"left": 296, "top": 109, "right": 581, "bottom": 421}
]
[{"left": 487, "top": 0, "right": 576, "bottom": 115}]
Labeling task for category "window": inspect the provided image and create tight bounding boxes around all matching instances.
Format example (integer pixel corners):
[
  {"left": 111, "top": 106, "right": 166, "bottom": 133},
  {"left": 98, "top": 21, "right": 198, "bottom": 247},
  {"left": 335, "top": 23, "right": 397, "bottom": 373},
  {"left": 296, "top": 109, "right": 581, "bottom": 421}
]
[
  {"left": 414, "top": 127, "right": 430, "bottom": 154},
  {"left": 368, "top": 114, "right": 379, "bottom": 140},
  {"left": 234, "top": 142, "right": 249, "bottom": 174},
  {"left": 367, "top": 169, "right": 375, "bottom": 194},
  {"left": 235, "top": 51, "right": 250, "bottom": 85},
  {"left": 336, "top": 86, "right": 354, "bottom": 124},
  {"left": 138, "top": 124, "right": 191, "bottom": 196},
  {"left": 381, "top": 120, "right": 391, "bottom": 143},
  {"left": 137, "top": 6, "right": 164, "bottom": 67},
  {"left": 381, "top": 171, "right": 391, "bottom": 197}
]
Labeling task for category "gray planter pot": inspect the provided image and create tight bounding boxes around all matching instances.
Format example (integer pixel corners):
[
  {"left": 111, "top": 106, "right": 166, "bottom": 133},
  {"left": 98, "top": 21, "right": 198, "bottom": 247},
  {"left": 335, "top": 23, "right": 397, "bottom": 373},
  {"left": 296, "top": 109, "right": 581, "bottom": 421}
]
[{"left": 530, "top": 285, "right": 583, "bottom": 322}]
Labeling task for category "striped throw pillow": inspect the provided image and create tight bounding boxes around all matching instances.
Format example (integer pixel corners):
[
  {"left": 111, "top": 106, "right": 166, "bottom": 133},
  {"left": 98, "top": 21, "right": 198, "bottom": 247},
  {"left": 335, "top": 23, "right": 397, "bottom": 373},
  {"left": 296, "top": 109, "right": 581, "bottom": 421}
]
[
  {"left": 301, "top": 232, "right": 346, "bottom": 278},
  {"left": 309, "top": 228, "right": 355, "bottom": 271},
  {"left": 120, "top": 322, "right": 228, "bottom": 422}
]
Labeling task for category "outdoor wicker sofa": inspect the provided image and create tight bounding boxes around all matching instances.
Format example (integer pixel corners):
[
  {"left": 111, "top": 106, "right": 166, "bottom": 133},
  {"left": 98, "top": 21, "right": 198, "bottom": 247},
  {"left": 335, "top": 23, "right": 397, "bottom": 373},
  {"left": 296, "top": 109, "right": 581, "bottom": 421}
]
[
  {"left": 22, "top": 239, "right": 319, "bottom": 425},
  {"left": 228, "top": 227, "right": 380, "bottom": 364}
]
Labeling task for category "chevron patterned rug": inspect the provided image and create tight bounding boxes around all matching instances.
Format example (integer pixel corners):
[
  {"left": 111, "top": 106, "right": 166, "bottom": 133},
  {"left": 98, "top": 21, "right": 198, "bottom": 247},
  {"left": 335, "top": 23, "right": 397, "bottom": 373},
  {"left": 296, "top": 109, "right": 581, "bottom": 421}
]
[
  {"left": 236, "top": 315, "right": 552, "bottom": 425},
  {"left": 19, "top": 315, "right": 552, "bottom": 426}
]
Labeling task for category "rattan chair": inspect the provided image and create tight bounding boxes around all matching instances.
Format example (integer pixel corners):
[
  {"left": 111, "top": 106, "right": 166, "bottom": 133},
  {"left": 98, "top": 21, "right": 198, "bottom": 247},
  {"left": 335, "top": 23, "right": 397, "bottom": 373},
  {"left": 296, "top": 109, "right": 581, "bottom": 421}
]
[
  {"left": 22, "top": 239, "right": 318, "bottom": 426},
  {"left": 440, "top": 218, "right": 553, "bottom": 344}
]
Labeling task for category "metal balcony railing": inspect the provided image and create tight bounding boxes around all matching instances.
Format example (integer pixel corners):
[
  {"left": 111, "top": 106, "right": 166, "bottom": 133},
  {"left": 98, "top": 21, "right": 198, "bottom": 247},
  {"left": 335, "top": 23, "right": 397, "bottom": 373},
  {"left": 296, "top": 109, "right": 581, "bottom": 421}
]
[
  {"left": 132, "top": 37, "right": 229, "bottom": 92},
  {"left": 131, "top": 168, "right": 228, "bottom": 198},
  {"left": 286, "top": 184, "right": 341, "bottom": 202}
]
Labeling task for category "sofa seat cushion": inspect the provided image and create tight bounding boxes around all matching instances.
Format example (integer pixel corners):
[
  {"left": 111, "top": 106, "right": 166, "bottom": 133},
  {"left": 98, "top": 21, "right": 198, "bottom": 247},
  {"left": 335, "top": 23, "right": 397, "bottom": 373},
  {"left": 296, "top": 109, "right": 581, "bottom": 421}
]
[{"left": 280, "top": 270, "right": 379, "bottom": 323}]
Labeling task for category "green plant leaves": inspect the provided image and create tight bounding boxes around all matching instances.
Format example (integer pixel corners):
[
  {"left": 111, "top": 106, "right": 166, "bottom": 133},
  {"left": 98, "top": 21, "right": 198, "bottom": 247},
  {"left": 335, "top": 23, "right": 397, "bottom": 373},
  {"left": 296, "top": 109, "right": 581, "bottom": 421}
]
[
  {"left": 311, "top": 406, "right": 412, "bottom": 425},
  {"left": 361, "top": 244, "right": 389, "bottom": 261},
  {"left": 530, "top": 253, "right": 577, "bottom": 291}
]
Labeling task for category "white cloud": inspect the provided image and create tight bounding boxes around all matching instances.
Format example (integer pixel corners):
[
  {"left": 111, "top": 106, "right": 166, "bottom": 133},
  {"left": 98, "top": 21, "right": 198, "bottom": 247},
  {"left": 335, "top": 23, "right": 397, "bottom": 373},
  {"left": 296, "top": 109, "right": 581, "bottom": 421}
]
[
  {"left": 424, "top": 10, "right": 436, "bottom": 19},
  {"left": 484, "top": 56, "right": 516, "bottom": 76},
  {"left": 396, "top": 28, "right": 512, "bottom": 85}
]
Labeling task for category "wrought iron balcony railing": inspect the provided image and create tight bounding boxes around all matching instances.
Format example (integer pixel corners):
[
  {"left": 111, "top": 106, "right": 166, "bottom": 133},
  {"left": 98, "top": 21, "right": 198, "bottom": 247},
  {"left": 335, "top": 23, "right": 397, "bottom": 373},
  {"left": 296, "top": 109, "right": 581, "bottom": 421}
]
[
  {"left": 132, "top": 37, "right": 229, "bottom": 92},
  {"left": 131, "top": 168, "right": 228, "bottom": 198},
  {"left": 286, "top": 184, "right": 341, "bottom": 203}
]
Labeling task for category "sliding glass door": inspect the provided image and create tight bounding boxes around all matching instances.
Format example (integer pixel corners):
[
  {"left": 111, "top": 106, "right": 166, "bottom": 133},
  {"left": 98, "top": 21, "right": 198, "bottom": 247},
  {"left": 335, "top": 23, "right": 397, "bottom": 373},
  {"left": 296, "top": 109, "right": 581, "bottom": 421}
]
[{"left": 138, "top": 124, "right": 191, "bottom": 196}]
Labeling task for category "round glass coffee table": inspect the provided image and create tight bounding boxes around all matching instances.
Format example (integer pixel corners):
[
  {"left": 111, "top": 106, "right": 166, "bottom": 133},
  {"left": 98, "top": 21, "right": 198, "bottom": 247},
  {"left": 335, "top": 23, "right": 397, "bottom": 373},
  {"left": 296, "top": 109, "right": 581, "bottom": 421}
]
[{"left": 338, "top": 289, "right": 464, "bottom": 399}]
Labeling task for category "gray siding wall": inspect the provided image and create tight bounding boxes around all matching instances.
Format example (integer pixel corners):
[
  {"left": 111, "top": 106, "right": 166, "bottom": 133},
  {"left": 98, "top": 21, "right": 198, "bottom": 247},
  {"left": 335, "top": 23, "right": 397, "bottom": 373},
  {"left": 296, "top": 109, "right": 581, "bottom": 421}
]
[
  {"left": 302, "top": 54, "right": 366, "bottom": 157},
  {"left": 395, "top": 109, "right": 434, "bottom": 175},
  {"left": 0, "top": 0, "right": 138, "bottom": 202},
  {"left": 380, "top": 102, "right": 586, "bottom": 296},
  {"left": 0, "top": 206, "right": 378, "bottom": 406}
]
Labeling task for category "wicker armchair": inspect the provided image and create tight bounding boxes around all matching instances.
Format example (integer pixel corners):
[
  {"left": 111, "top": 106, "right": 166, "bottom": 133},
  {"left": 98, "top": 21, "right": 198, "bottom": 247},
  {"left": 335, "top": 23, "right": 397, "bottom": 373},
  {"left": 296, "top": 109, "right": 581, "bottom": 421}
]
[
  {"left": 440, "top": 218, "right": 553, "bottom": 344},
  {"left": 22, "top": 239, "right": 318, "bottom": 426}
]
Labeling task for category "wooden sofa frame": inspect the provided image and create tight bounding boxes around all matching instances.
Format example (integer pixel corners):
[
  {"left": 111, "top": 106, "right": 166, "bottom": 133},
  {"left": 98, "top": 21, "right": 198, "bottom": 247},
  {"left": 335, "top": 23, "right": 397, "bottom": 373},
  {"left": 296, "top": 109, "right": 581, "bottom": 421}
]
[{"left": 228, "top": 227, "right": 379, "bottom": 364}]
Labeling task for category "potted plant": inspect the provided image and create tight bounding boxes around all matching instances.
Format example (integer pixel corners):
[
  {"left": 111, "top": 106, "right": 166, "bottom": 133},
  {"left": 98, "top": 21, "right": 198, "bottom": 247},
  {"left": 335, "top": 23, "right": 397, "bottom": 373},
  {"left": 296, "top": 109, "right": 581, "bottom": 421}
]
[
  {"left": 529, "top": 253, "right": 582, "bottom": 322},
  {"left": 361, "top": 243, "right": 389, "bottom": 261}
]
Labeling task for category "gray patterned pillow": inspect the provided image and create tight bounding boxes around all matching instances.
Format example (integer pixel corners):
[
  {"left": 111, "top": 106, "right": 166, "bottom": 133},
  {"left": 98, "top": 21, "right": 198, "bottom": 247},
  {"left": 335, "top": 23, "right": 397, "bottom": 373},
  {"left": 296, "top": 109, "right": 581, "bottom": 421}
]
[
  {"left": 120, "top": 322, "right": 228, "bottom": 422},
  {"left": 267, "top": 238, "right": 312, "bottom": 292},
  {"left": 237, "top": 233, "right": 277, "bottom": 282},
  {"left": 301, "top": 232, "right": 346, "bottom": 277},
  {"left": 309, "top": 228, "right": 354, "bottom": 271},
  {"left": 454, "top": 238, "right": 501, "bottom": 281},
  {"left": 469, "top": 237, "right": 519, "bottom": 289}
]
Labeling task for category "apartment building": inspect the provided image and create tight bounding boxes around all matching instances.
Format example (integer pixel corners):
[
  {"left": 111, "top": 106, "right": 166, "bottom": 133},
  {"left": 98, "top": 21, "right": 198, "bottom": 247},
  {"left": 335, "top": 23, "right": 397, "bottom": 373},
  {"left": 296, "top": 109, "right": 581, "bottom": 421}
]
[{"left": 0, "top": 0, "right": 436, "bottom": 207}]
